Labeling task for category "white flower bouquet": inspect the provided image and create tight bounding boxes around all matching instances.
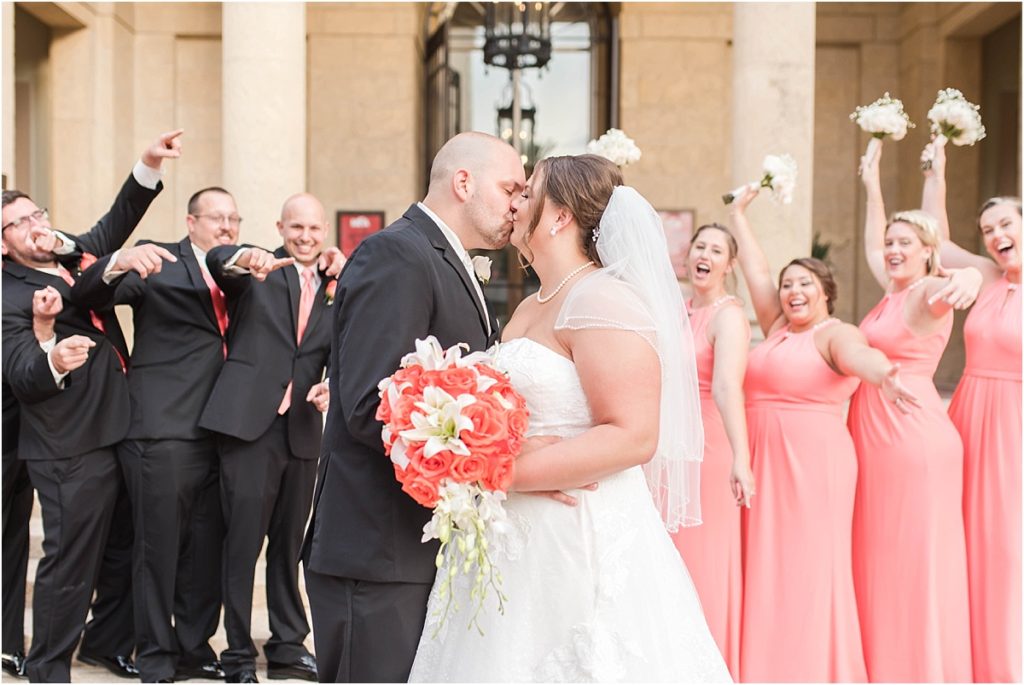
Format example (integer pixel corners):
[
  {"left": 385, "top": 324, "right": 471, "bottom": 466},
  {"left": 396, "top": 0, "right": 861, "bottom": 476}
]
[
  {"left": 586, "top": 128, "right": 642, "bottom": 167},
  {"left": 922, "top": 88, "right": 986, "bottom": 170},
  {"left": 723, "top": 154, "right": 798, "bottom": 206},
  {"left": 850, "top": 92, "right": 915, "bottom": 172}
]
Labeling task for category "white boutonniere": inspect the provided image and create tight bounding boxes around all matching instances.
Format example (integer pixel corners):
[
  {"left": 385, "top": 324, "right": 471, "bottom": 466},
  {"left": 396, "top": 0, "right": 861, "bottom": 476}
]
[{"left": 472, "top": 255, "right": 492, "bottom": 285}]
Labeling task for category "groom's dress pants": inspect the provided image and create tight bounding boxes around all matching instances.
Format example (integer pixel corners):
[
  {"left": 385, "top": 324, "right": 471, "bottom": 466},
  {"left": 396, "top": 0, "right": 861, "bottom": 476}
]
[{"left": 303, "top": 569, "right": 432, "bottom": 683}]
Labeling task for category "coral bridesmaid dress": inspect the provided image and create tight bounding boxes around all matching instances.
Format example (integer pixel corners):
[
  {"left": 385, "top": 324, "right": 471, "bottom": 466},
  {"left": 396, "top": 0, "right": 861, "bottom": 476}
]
[
  {"left": 848, "top": 284, "right": 972, "bottom": 682},
  {"left": 741, "top": 320, "right": 867, "bottom": 682},
  {"left": 672, "top": 296, "right": 747, "bottom": 679},
  {"left": 948, "top": 277, "right": 1021, "bottom": 682}
]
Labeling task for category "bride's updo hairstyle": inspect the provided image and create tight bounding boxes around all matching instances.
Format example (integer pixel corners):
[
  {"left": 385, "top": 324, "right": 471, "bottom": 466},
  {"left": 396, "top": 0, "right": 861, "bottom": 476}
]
[{"left": 523, "top": 154, "right": 623, "bottom": 266}]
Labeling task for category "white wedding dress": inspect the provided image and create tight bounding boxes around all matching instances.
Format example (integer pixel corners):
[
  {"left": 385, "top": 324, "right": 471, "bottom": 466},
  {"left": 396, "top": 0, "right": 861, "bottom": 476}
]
[{"left": 408, "top": 334, "right": 732, "bottom": 683}]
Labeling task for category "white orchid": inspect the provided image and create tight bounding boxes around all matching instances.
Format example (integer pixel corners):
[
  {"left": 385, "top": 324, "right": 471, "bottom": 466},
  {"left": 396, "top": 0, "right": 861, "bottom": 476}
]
[
  {"left": 400, "top": 387, "right": 476, "bottom": 457},
  {"left": 471, "top": 255, "right": 492, "bottom": 284}
]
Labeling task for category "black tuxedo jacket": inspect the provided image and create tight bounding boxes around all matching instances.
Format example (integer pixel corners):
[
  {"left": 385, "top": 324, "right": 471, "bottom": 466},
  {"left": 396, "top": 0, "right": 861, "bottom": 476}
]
[
  {"left": 303, "top": 204, "right": 499, "bottom": 584},
  {"left": 71, "top": 237, "right": 227, "bottom": 441},
  {"left": 198, "top": 245, "right": 332, "bottom": 459},
  {"left": 1, "top": 172, "right": 161, "bottom": 460}
]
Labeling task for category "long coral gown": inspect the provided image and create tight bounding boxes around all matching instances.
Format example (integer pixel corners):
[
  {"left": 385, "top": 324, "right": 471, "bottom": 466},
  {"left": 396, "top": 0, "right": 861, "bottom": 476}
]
[
  {"left": 672, "top": 296, "right": 747, "bottom": 679},
  {"left": 741, "top": 319, "right": 868, "bottom": 682},
  {"left": 948, "top": 276, "right": 1021, "bottom": 682},
  {"left": 848, "top": 283, "right": 972, "bottom": 682}
]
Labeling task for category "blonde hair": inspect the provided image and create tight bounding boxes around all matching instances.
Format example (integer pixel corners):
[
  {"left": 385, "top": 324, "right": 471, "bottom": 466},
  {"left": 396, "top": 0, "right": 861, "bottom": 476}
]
[{"left": 887, "top": 209, "right": 941, "bottom": 275}]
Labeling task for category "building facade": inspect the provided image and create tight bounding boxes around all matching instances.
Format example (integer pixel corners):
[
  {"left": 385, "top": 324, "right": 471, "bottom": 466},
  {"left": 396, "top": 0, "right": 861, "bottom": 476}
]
[{"left": 3, "top": 1, "right": 1020, "bottom": 385}]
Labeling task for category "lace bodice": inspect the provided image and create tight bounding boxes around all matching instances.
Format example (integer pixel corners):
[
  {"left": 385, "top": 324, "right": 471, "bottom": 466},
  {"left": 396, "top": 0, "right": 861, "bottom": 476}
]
[{"left": 494, "top": 337, "right": 593, "bottom": 439}]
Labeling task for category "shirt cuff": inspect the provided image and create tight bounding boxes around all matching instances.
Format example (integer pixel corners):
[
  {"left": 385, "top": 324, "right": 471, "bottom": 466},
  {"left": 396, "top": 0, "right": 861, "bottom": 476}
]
[
  {"left": 223, "top": 247, "right": 250, "bottom": 275},
  {"left": 132, "top": 160, "right": 163, "bottom": 190},
  {"left": 46, "top": 347, "right": 70, "bottom": 388},
  {"left": 39, "top": 336, "right": 56, "bottom": 353},
  {"left": 51, "top": 230, "right": 77, "bottom": 255},
  {"left": 102, "top": 250, "right": 127, "bottom": 283}
]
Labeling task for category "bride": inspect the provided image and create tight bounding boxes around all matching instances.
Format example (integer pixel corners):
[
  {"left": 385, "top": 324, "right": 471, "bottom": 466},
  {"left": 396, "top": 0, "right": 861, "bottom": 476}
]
[{"left": 409, "top": 154, "right": 731, "bottom": 682}]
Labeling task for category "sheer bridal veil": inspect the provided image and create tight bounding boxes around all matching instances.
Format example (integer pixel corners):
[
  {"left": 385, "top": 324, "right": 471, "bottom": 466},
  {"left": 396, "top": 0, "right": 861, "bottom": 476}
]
[{"left": 555, "top": 186, "right": 705, "bottom": 531}]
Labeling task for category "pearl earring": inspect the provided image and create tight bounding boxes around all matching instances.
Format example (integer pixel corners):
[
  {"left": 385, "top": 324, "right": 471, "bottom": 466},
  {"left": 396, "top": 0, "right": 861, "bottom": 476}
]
[{"left": 549, "top": 225, "right": 558, "bottom": 237}]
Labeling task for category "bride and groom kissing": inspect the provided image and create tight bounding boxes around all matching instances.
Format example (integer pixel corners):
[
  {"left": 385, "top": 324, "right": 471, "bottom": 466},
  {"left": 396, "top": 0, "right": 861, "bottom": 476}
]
[{"left": 301, "top": 132, "right": 730, "bottom": 683}]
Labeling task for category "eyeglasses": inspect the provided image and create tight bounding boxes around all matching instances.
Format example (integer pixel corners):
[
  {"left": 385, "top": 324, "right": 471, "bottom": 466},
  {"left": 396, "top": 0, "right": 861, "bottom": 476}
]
[
  {"left": 191, "top": 213, "right": 243, "bottom": 228},
  {"left": 2, "top": 208, "right": 48, "bottom": 232}
]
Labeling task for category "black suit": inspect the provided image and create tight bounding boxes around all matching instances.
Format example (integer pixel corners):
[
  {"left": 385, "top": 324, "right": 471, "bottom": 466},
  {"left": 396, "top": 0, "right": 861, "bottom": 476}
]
[
  {"left": 197, "top": 245, "right": 332, "bottom": 677},
  {"left": 302, "top": 205, "right": 497, "bottom": 682},
  {"left": 72, "top": 238, "right": 227, "bottom": 682},
  {"left": 0, "top": 172, "right": 160, "bottom": 682}
]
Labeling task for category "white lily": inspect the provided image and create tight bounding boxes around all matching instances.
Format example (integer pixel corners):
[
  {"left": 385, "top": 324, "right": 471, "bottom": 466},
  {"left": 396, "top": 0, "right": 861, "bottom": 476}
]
[{"left": 400, "top": 387, "right": 476, "bottom": 457}]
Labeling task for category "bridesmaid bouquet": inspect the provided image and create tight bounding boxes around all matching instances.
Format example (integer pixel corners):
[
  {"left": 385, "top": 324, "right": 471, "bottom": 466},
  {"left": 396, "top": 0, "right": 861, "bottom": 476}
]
[
  {"left": 376, "top": 336, "right": 529, "bottom": 632},
  {"left": 849, "top": 92, "right": 915, "bottom": 172},
  {"left": 586, "top": 128, "right": 642, "bottom": 167},
  {"left": 922, "top": 88, "right": 986, "bottom": 169},
  {"left": 723, "top": 153, "right": 798, "bottom": 205}
]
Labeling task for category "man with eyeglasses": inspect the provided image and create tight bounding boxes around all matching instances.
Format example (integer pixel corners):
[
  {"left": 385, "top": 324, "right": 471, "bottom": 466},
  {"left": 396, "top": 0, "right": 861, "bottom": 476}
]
[
  {"left": 1, "top": 129, "right": 181, "bottom": 682},
  {"left": 71, "top": 186, "right": 252, "bottom": 683}
]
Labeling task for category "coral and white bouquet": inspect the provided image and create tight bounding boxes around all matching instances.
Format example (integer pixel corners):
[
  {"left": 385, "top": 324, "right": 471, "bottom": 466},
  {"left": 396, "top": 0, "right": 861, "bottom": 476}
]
[
  {"left": 377, "top": 336, "right": 529, "bottom": 632},
  {"left": 850, "top": 92, "right": 915, "bottom": 171},
  {"left": 922, "top": 88, "right": 986, "bottom": 169},
  {"left": 722, "top": 154, "right": 798, "bottom": 206},
  {"left": 586, "top": 128, "right": 642, "bottom": 167}
]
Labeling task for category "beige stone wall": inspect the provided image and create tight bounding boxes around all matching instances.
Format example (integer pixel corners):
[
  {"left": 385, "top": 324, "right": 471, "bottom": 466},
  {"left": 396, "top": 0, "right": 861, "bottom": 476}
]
[
  {"left": 618, "top": 3, "right": 733, "bottom": 228},
  {"left": 307, "top": 2, "right": 424, "bottom": 242}
]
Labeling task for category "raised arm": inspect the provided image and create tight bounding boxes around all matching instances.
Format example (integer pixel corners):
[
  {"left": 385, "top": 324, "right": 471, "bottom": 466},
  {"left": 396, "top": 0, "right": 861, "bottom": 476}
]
[
  {"left": 828, "top": 323, "right": 920, "bottom": 413},
  {"left": 511, "top": 327, "right": 661, "bottom": 492},
  {"left": 860, "top": 141, "right": 889, "bottom": 288},
  {"left": 921, "top": 138, "right": 1002, "bottom": 283},
  {"left": 728, "top": 186, "right": 785, "bottom": 336},
  {"left": 709, "top": 304, "right": 754, "bottom": 507}
]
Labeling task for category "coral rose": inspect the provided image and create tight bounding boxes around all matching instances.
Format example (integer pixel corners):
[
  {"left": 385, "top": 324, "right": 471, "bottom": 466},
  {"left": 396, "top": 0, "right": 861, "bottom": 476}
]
[
  {"left": 449, "top": 454, "right": 489, "bottom": 483},
  {"left": 461, "top": 395, "right": 508, "bottom": 450},
  {"left": 436, "top": 367, "right": 477, "bottom": 396},
  {"left": 483, "top": 456, "right": 515, "bottom": 492},
  {"left": 402, "top": 474, "right": 440, "bottom": 508}
]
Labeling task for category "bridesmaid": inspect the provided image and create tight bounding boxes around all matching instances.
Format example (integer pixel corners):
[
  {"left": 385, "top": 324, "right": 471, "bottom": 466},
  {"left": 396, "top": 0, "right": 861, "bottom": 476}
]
[
  {"left": 852, "top": 142, "right": 981, "bottom": 682},
  {"left": 671, "top": 222, "right": 755, "bottom": 679},
  {"left": 921, "top": 139, "right": 1021, "bottom": 682},
  {"left": 729, "top": 186, "right": 916, "bottom": 683}
]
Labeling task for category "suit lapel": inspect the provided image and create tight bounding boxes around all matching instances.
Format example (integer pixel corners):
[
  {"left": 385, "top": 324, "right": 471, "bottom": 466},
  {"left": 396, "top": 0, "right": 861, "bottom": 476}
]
[
  {"left": 406, "top": 206, "right": 489, "bottom": 338},
  {"left": 179, "top": 238, "right": 219, "bottom": 331}
]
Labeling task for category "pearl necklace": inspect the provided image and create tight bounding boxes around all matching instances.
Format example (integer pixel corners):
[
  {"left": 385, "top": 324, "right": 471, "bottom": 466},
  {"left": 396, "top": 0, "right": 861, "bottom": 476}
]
[{"left": 536, "top": 261, "right": 595, "bottom": 304}]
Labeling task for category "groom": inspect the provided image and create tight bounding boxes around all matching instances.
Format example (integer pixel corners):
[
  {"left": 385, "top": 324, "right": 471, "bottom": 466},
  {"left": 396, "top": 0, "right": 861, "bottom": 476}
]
[{"left": 302, "top": 132, "right": 525, "bottom": 682}]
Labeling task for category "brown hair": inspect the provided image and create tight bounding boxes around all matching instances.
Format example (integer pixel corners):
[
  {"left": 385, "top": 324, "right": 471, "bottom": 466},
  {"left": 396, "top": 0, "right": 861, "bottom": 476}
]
[
  {"left": 779, "top": 257, "right": 838, "bottom": 315},
  {"left": 2, "top": 190, "right": 31, "bottom": 208},
  {"left": 690, "top": 223, "right": 739, "bottom": 260},
  {"left": 521, "top": 154, "right": 623, "bottom": 265},
  {"left": 977, "top": 196, "right": 1022, "bottom": 229},
  {"left": 187, "top": 186, "right": 233, "bottom": 216}
]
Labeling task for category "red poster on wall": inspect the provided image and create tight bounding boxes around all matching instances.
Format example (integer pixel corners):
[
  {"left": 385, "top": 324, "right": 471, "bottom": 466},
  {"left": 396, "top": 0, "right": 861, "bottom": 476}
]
[{"left": 337, "top": 211, "right": 385, "bottom": 256}]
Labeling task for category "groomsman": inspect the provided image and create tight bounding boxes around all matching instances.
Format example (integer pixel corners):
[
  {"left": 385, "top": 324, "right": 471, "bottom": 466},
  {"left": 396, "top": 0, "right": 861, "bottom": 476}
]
[
  {"left": 71, "top": 186, "right": 243, "bottom": 683},
  {"left": 1, "top": 131, "right": 178, "bottom": 682},
  {"left": 200, "top": 193, "right": 344, "bottom": 683},
  {"left": 302, "top": 132, "right": 521, "bottom": 682}
]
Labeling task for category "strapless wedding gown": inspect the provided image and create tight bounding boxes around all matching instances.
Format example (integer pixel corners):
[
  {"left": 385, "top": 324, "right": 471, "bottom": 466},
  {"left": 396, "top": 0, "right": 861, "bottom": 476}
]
[{"left": 409, "top": 337, "right": 731, "bottom": 683}]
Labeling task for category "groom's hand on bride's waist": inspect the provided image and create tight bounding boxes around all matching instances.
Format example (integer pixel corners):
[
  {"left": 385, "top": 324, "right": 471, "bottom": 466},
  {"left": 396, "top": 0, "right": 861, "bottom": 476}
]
[{"left": 528, "top": 483, "right": 599, "bottom": 507}]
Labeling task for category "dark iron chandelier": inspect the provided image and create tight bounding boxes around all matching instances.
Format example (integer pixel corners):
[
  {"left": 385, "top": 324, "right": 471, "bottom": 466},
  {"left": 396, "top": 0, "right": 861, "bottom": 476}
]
[{"left": 483, "top": 2, "right": 552, "bottom": 71}]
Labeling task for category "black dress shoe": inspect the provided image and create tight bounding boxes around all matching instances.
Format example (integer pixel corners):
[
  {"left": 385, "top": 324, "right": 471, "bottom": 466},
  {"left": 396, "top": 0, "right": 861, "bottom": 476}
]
[
  {"left": 176, "top": 659, "right": 225, "bottom": 680},
  {"left": 77, "top": 652, "right": 140, "bottom": 679},
  {"left": 1, "top": 651, "right": 26, "bottom": 678},
  {"left": 266, "top": 655, "right": 317, "bottom": 682},
  {"left": 225, "top": 671, "right": 258, "bottom": 683}
]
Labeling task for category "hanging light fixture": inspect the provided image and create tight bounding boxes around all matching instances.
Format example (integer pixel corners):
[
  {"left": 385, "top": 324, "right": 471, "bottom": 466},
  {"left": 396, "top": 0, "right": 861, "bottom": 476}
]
[
  {"left": 497, "top": 76, "right": 536, "bottom": 165},
  {"left": 483, "top": 2, "right": 552, "bottom": 70}
]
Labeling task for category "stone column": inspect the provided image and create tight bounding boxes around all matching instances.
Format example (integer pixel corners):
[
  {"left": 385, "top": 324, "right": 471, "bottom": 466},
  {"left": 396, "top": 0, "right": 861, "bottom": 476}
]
[
  {"left": 2, "top": 3, "right": 14, "bottom": 188},
  {"left": 222, "top": 3, "right": 305, "bottom": 248},
  {"left": 731, "top": 3, "right": 816, "bottom": 303}
]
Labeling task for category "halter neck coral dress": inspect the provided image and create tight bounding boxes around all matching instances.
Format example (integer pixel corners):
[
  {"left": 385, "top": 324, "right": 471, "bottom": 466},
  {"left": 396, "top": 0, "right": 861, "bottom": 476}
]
[
  {"left": 948, "top": 276, "right": 1021, "bottom": 682},
  {"left": 740, "top": 320, "right": 867, "bottom": 682},
  {"left": 672, "top": 296, "right": 747, "bottom": 679},
  {"left": 848, "top": 284, "right": 972, "bottom": 682}
]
